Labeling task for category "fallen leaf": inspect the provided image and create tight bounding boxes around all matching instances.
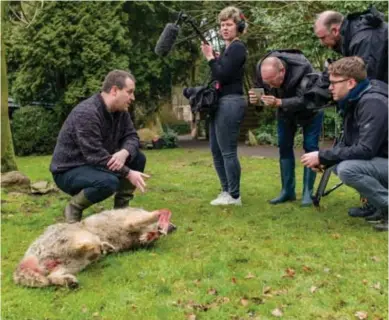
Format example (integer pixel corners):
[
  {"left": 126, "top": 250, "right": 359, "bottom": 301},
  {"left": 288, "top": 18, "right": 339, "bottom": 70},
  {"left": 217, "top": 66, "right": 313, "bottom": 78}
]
[
  {"left": 240, "top": 298, "right": 249, "bottom": 306},
  {"left": 245, "top": 272, "right": 255, "bottom": 279},
  {"left": 355, "top": 311, "right": 368, "bottom": 319},
  {"left": 193, "top": 279, "right": 201, "bottom": 286},
  {"left": 371, "top": 256, "right": 380, "bottom": 262},
  {"left": 231, "top": 277, "right": 237, "bottom": 284},
  {"left": 271, "top": 308, "right": 283, "bottom": 317},
  {"left": 302, "top": 265, "right": 312, "bottom": 272},
  {"left": 331, "top": 233, "right": 341, "bottom": 239},
  {"left": 251, "top": 297, "right": 264, "bottom": 305},
  {"left": 283, "top": 268, "right": 295, "bottom": 278},
  {"left": 263, "top": 286, "right": 272, "bottom": 294},
  {"left": 92, "top": 313, "right": 99, "bottom": 317},
  {"left": 372, "top": 282, "right": 381, "bottom": 290},
  {"left": 207, "top": 288, "right": 218, "bottom": 295},
  {"left": 187, "top": 314, "right": 197, "bottom": 320},
  {"left": 310, "top": 286, "right": 318, "bottom": 293},
  {"left": 216, "top": 296, "right": 230, "bottom": 304},
  {"left": 273, "top": 289, "right": 288, "bottom": 296}
]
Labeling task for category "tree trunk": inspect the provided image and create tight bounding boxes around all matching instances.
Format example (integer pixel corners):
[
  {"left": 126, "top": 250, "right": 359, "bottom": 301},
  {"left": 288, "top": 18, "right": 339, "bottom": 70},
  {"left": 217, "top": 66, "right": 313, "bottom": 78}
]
[{"left": 1, "top": 0, "right": 18, "bottom": 173}]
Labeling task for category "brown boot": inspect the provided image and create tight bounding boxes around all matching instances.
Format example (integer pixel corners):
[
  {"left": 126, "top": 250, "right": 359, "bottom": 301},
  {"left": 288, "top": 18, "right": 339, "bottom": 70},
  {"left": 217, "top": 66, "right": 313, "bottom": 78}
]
[
  {"left": 64, "top": 190, "right": 93, "bottom": 223},
  {"left": 114, "top": 179, "right": 136, "bottom": 209}
]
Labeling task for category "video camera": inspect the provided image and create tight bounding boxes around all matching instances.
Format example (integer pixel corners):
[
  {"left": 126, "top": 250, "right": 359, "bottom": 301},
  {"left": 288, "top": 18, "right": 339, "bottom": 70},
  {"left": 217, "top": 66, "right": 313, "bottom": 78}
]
[{"left": 301, "top": 59, "right": 334, "bottom": 111}]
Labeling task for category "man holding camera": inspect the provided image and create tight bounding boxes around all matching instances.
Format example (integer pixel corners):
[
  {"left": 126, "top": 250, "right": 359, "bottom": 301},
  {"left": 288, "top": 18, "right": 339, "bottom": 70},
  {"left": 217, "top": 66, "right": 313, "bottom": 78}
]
[
  {"left": 249, "top": 50, "right": 324, "bottom": 206},
  {"left": 50, "top": 70, "right": 149, "bottom": 223},
  {"left": 301, "top": 57, "right": 388, "bottom": 231}
]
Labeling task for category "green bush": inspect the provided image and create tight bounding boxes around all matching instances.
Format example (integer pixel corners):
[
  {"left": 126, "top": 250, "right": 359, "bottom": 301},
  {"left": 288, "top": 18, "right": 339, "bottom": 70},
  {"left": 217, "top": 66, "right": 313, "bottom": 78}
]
[
  {"left": 160, "top": 128, "right": 178, "bottom": 148},
  {"left": 167, "top": 121, "right": 191, "bottom": 135},
  {"left": 11, "top": 106, "right": 61, "bottom": 156},
  {"left": 256, "top": 132, "right": 277, "bottom": 146}
]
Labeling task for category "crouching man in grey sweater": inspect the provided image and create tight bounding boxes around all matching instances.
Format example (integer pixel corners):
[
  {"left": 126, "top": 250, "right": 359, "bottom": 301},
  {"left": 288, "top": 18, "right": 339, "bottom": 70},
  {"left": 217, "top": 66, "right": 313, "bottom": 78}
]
[{"left": 50, "top": 70, "right": 149, "bottom": 223}]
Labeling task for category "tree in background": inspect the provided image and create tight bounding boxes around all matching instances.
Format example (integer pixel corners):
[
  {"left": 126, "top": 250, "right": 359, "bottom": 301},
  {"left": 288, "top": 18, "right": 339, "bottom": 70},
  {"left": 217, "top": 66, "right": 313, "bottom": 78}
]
[
  {"left": 5, "top": 1, "right": 201, "bottom": 125},
  {"left": 1, "top": 1, "right": 18, "bottom": 172}
]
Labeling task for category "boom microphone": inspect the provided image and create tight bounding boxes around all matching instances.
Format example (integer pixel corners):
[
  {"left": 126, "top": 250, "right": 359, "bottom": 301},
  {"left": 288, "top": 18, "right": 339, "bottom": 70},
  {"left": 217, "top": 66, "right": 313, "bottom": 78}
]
[{"left": 154, "top": 23, "right": 180, "bottom": 57}]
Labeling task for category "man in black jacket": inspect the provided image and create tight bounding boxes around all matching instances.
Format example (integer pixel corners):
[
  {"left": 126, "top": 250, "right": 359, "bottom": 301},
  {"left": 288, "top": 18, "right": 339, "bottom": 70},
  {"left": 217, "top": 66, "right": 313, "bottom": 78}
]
[
  {"left": 249, "top": 50, "right": 324, "bottom": 206},
  {"left": 301, "top": 57, "right": 388, "bottom": 231},
  {"left": 314, "top": 6, "right": 388, "bottom": 83},
  {"left": 50, "top": 70, "right": 149, "bottom": 223},
  {"left": 314, "top": 6, "right": 388, "bottom": 216}
]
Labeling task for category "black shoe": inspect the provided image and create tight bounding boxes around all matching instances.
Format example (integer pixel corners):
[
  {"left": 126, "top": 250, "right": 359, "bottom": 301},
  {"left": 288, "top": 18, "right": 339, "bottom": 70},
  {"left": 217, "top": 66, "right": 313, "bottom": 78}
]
[
  {"left": 348, "top": 202, "right": 375, "bottom": 217},
  {"left": 365, "top": 210, "right": 384, "bottom": 223}
]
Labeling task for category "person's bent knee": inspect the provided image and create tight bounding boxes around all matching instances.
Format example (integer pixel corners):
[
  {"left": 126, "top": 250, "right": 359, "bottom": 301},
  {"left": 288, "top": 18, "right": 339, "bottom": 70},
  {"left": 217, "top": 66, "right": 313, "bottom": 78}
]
[
  {"left": 337, "top": 161, "right": 359, "bottom": 184},
  {"left": 94, "top": 174, "right": 120, "bottom": 194},
  {"left": 127, "top": 151, "right": 146, "bottom": 172}
]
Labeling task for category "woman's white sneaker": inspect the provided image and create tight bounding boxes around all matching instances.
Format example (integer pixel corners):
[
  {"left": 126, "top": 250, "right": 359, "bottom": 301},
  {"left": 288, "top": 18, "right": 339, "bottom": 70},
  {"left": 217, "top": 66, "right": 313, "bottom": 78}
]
[
  {"left": 210, "top": 192, "right": 241, "bottom": 206},
  {"left": 210, "top": 192, "right": 230, "bottom": 205}
]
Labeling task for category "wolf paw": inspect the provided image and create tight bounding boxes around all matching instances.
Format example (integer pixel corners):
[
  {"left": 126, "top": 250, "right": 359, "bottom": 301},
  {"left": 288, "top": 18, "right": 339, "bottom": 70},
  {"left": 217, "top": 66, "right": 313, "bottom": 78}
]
[
  {"left": 63, "top": 274, "right": 79, "bottom": 288},
  {"left": 101, "top": 241, "right": 116, "bottom": 254}
]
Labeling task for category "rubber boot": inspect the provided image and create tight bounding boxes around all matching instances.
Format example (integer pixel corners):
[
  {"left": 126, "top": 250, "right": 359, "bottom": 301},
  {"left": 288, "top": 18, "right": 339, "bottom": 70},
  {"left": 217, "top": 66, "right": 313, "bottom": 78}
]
[
  {"left": 64, "top": 190, "right": 93, "bottom": 223},
  {"left": 114, "top": 178, "right": 136, "bottom": 209},
  {"left": 269, "top": 159, "right": 296, "bottom": 204},
  {"left": 301, "top": 167, "right": 317, "bottom": 207}
]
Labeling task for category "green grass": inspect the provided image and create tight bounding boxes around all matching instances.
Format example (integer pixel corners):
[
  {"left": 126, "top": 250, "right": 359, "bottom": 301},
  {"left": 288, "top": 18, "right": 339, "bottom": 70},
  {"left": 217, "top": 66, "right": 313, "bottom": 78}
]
[{"left": 1, "top": 149, "right": 387, "bottom": 320}]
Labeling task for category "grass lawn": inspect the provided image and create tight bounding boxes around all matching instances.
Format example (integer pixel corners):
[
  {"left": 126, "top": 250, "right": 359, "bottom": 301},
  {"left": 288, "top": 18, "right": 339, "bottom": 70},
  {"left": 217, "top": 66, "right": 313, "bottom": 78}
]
[{"left": 1, "top": 149, "right": 387, "bottom": 320}]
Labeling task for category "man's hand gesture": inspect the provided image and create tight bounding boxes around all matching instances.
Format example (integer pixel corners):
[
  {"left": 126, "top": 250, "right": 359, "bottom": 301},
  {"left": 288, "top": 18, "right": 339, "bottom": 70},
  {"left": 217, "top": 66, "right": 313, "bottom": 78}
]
[
  {"left": 127, "top": 170, "right": 150, "bottom": 193},
  {"left": 107, "top": 149, "right": 129, "bottom": 171}
]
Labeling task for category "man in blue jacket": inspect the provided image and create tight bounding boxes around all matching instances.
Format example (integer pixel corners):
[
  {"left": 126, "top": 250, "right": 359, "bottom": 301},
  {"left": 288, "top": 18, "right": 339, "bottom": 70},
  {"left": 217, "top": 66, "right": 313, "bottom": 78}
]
[
  {"left": 50, "top": 70, "right": 149, "bottom": 223},
  {"left": 301, "top": 57, "right": 388, "bottom": 231}
]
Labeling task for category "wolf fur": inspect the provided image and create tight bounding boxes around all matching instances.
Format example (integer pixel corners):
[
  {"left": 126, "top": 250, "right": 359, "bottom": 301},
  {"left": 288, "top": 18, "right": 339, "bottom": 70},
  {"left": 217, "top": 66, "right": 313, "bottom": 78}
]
[{"left": 14, "top": 207, "right": 172, "bottom": 288}]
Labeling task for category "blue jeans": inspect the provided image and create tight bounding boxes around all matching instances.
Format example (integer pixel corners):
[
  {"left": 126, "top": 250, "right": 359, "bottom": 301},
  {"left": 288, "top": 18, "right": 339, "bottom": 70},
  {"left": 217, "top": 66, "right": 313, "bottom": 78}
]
[
  {"left": 277, "top": 111, "right": 324, "bottom": 159},
  {"left": 335, "top": 157, "right": 388, "bottom": 209},
  {"left": 209, "top": 94, "right": 247, "bottom": 198},
  {"left": 53, "top": 152, "right": 146, "bottom": 203}
]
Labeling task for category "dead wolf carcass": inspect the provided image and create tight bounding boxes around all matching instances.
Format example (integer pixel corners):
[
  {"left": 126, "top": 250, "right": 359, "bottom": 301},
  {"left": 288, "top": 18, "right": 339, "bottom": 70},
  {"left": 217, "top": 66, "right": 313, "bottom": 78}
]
[{"left": 14, "top": 207, "right": 173, "bottom": 288}]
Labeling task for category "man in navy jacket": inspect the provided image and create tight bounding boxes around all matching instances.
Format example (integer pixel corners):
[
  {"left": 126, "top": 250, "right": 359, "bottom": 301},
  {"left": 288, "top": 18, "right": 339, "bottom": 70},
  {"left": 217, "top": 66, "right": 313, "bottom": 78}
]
[{"left": 301, "top": 57, "right": 388, "bottom": 231}]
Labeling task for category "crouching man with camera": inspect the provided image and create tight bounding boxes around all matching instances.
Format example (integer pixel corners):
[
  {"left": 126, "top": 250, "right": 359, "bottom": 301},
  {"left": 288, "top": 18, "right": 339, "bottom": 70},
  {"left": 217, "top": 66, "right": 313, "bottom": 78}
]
[{"left": 301, "top": 57, "right": 388, "bottom": 231}]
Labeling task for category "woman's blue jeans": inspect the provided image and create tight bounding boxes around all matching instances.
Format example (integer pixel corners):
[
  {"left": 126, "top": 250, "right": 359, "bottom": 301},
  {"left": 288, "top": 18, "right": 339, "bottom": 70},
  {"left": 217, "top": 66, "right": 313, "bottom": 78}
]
[{"left": 209, "top": 94, "right": 247, "bottom": 198}]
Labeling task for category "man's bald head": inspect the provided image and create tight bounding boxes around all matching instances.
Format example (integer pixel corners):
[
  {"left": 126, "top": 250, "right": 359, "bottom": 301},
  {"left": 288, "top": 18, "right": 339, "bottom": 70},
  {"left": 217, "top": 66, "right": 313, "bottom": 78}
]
[
  {"left": 314, "top": 11, "right": 343, "bottom": 49},
  {"left": 260, "top": 57, "right": 286, "bottom": 88},
  {"left": 315, "top": 11, "right": 344, "bottom": 31}
]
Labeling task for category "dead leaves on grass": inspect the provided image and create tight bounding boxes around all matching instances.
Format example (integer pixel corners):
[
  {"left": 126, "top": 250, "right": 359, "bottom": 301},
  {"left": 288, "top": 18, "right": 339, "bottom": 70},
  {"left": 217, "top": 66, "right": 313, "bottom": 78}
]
[
  {"left": 271, "top": 308, "right": 283, "bottom": 317},
  {"left": 282, "top": 268, "right": 296, "bottom": 278},
  {"left": 355, "top": 311, "right": 368, "bottom": 319}
]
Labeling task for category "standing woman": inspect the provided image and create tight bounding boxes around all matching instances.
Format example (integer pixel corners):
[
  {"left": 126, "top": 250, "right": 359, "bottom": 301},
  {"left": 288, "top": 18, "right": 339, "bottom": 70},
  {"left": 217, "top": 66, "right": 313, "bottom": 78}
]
[{"left": 201, "top": 6, "right": 248, "bottom": 206}]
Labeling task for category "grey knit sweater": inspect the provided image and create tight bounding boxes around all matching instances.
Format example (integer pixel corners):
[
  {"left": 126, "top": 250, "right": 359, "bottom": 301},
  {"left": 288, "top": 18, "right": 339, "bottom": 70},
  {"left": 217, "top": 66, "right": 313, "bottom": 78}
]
[{"left": 50, "top": 93, "right": 139, "bottom": 177}]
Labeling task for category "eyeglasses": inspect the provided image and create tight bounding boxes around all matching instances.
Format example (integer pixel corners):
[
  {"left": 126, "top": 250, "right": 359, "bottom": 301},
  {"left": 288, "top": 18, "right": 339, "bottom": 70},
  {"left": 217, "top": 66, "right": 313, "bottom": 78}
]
[{"left": 329, "top": 78, "right": 350, "bottom": 86}]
